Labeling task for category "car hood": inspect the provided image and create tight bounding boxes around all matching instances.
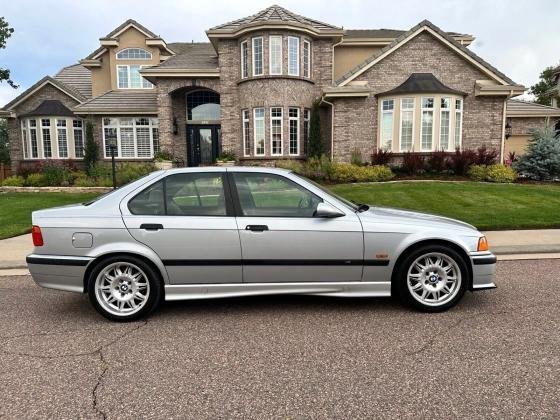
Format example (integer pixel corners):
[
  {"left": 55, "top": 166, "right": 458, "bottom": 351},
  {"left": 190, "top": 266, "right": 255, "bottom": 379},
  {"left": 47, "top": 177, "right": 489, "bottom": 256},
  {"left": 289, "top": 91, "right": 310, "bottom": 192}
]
[{"left": 359, "top": 205, "right": 477, "bottom": 232}]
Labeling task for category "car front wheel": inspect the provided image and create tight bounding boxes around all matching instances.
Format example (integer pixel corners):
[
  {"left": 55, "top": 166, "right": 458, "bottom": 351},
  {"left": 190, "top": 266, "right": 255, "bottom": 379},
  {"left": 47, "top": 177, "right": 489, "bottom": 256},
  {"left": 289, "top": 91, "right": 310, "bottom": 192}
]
[
  {"left": 396, "top": 245, "right": 468, "bottom": 312},
  {"left": 87, "top": 255, "right": 162, "bottom": 321}
]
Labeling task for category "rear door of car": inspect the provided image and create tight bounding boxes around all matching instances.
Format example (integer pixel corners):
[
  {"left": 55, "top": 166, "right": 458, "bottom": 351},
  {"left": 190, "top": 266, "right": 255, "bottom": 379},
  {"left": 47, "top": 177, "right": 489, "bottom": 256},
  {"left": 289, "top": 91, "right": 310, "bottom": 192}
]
[
  {"left": 121, "top": 170, "right": 242, "bottom": 284},
  {"left": 228, "top": 170, "right": 364, "bottom": 283}
]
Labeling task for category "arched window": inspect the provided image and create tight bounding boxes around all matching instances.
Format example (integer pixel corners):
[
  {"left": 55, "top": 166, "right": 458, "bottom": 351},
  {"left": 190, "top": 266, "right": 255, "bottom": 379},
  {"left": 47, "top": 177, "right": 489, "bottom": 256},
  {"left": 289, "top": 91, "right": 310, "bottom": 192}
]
[
  {"left": 187, "top": 90, "right": 221, "bottom": 121},
  {"left": 116, "top": 48, "right": 152, "bottom": 60}
]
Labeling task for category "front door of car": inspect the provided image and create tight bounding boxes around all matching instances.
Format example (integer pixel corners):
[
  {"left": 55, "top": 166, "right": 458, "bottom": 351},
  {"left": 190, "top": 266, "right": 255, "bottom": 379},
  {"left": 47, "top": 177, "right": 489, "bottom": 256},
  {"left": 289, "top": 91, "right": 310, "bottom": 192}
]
[
  {"left": 121, "top": 171, "right": 241, "bottom": 284},
  {"left": 229, "top": 172, "right": 364, "bottom": 283}
]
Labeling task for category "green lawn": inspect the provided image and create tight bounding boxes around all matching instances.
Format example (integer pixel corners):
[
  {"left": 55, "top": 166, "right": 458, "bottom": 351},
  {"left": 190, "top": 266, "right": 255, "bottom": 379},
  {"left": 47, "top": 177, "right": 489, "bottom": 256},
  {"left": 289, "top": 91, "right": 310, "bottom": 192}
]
[
  {"left": 329, "top": 181, "right": 560, "bottom": 230},
  {"left": 0, "top": 193, "right": 100, "bottom": 240}
]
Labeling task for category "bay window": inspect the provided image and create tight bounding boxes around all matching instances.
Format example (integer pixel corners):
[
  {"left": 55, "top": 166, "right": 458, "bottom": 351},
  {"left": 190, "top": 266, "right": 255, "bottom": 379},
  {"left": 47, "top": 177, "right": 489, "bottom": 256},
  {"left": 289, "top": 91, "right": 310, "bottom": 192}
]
[
  {"left": 242, "top": 109, "right": 250, "bottom": 156},
  {"left": 439, "top": 97, "right": 451, "bottom": 151},
  {"left": 269, "top": 36, "right": 282, "bottom": 75},
  {"left": 270, "top": 107, "right": 283, "bottom": 155},
  {"left": 454, "top": 99, "right": 463, "bottom": 149},
  {"left": 289, "top": 107, "right": 299, "bottom": 155},
  {"left": 303, "top": 108, "right": 310, "bottom": 155},
  {"left": 421, "top": 97, "right": 434, "bottom": 151},
  {"left": 288, "top": 36, "right": 299, "bottom": 76},
  {"left": 252, "top": 37, "right": 263, "bottom": 76},
  {"left": 29, "top": 121, "right": 38, "bottom": 158},
  {"left": 21, "top": 117, "right": 84, "bottom": 159},
  {"left": 381, "top": 99, "right": 394, "bottom": 150},
  {"left": 102, "top": 117, "right": 159, "bottom": 158},
  {"left": 240, "top": 41, "right": 249, "bottom": 78},
  {"left": 254, "top": 108, "right": 265, "bottom": 155},
  {"left": 303, "top": 40, "right": 311, "bottom": 78},
  {"left": 56, "top": 119, "right": 68, "bottom": 158},
  {"left": 73, "top": 120, "right": 84, "bottom": 158},
  {"left": 41, "top": 119, "right": 52, "bottom": 158},
  {"left": 399, "top": 98, "right": 414, "bottom": 151}
]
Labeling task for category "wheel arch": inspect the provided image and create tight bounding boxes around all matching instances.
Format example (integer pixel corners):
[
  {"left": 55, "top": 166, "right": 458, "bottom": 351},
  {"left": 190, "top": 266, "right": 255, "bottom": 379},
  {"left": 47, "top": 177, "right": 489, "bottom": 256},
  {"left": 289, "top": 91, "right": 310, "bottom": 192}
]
[{"left": 390, "top": 239, "right": 473, "bottom": 292}]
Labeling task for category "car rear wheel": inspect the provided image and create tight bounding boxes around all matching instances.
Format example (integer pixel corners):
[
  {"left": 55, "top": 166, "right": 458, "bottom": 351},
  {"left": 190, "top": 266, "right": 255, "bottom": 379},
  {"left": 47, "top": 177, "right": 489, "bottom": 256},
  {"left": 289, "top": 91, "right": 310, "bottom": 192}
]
[
  {"left": 87, "top": 255, "right": 162, "bottom": 322},
  {"left": 396, "top": 245, "right": 468, "bottom": 312}
]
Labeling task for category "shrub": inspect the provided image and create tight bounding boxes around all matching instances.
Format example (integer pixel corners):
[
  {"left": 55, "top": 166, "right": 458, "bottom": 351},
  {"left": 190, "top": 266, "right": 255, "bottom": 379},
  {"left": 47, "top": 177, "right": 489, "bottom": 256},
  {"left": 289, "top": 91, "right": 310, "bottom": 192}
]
[
  {"left": 350, "top": 149, "right": 363, "bottom": 166},
  {"left": 74, "top": 177, "right": 97, "bottom": 187},
  {"left": 154, "top": 150, "right": 174, "bottom": 161},
  {"left": 84, "top": 120, "right": 99, "bottom": 176},
  {"left": 371, "top": 149, "right": 393, "bottom": 166},
  {"left": 2, "top": 175, "right": 25, "bottom": 186},
  {"left": 485, "top": 164, "right": 517, "bottom": 183},
  {"left": 41, "top": 162, "right": 71, "bottom": 186},
  {"left": 401, "top": 152, "right": 424, "bottom": 175},
  {"left": 514, "top": 125, "right": 560, "bottom": 180},
  {"left": 426, "top": 150, "right": 448, "bottom": 173},
  {"left": 276, "top": 159, "right": 304, "bottom": 173},
  {"left": 330, "top": 163, "right": 394, "bottom": 183},
  {"left": 467, "top": 164, "right": 487, "bottom": 181},
  {"left": 448, "top": 148, "right": 476, "bottom": 176},
  {"left": 473, "top": 146, "right": 498, "bottom": 165},
  {"left": 116, "top": 163, "right": 156, "bottom": 185},
  {"left": 216, "top": 151, "right": 237, "bottom": 161},
  {"left": 25, "top": 173, "right": 48, "bottom": 187}
]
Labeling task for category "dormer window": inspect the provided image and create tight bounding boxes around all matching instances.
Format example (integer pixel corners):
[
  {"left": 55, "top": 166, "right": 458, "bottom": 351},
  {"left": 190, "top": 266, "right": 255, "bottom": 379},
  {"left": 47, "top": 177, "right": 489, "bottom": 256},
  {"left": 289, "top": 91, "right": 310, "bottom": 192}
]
[
  {"left": 116, "top": 48, "right": 152, "bottom": 60},
  {"left": 117, "top": 65, "right": 153, "bottom": 89}
]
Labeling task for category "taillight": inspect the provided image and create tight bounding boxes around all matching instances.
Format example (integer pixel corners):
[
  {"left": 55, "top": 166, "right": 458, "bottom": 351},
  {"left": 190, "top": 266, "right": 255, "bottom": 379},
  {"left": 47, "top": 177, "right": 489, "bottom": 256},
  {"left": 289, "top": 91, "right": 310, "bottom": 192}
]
[
  {"left": 32, "top": 225, "right": 44, "bottom": 246},
  {"left": 477, "top": 236, "right": 489, "bottom": 252}
]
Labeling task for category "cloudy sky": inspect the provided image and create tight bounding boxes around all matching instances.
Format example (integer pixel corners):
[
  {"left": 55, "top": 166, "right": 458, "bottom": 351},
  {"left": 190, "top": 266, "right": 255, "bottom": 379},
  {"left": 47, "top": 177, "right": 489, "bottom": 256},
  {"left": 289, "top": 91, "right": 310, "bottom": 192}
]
[{"left": 1, "top": 0, "right": 558, "bottom": 105}]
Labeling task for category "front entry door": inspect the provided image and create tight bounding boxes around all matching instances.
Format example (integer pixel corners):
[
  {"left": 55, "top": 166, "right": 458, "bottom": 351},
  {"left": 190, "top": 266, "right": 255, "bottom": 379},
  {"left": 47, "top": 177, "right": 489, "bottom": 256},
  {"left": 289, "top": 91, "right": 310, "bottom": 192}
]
[{"left": 187, "top": 125, "right": 220, "bottom": 166}]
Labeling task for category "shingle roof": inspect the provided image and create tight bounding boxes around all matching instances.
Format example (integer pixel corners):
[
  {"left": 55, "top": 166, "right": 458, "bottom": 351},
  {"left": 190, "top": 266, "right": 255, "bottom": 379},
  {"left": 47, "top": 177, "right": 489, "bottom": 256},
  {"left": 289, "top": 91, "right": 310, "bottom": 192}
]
[
  {"left": 376, "top": 73, "right": 467, "bottom": 97},
  {"left": 21, "top": 100, "right": 75, "bottom": 117},
  {"left": 506, "top": 99, "right": 560, "bottom": 118},
  {"left": 336, "top": 20, "right": 520, "bottom": 87},
  {"left": 208, "top": 5, "right": 342, "bottom": 33},
  {"left": 54, "top": 64, "right": 92, "bottom": 99},
  {"left": 104, "top": 19, "right": 158, "bottom": 39},
  {"left": 344, "top": 29, "right": 470, "bottom": 39},
  {"left": 156, "top": 42, "right": 218, "bottom": 70},
  {"left": 73, "top": 90, "right": 158, "bottom": 114}
]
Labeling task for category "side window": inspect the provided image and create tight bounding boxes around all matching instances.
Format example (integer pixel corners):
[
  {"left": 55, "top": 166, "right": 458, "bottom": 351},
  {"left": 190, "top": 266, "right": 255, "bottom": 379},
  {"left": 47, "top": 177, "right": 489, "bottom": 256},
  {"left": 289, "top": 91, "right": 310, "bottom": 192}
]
[
  {"left": 128, "top": 180, "right": 165, "bottom": 215},
  {"left": 165, "top": 173, "right": 227, "bottom": 216},
  {"left": 233, "top": 173, "right": 321, "bottom": 217}
]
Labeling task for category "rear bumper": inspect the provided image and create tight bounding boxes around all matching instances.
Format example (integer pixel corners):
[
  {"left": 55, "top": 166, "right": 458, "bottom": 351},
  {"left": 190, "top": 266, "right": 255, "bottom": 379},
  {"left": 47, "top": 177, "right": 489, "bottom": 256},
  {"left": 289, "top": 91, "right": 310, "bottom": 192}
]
[
  {"left": 26, "top": 254, "right": 92, "bottom": 293},
  {"left": 470, "top": 252, "right": 497, "bottom": 291}
]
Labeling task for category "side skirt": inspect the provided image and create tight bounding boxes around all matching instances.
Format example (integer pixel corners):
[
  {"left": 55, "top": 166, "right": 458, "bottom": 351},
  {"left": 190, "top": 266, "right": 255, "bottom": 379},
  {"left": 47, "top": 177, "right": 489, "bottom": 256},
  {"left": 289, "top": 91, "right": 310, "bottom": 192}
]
[{"left": 164, "top": 281, "right": 392, "bottom": 301}]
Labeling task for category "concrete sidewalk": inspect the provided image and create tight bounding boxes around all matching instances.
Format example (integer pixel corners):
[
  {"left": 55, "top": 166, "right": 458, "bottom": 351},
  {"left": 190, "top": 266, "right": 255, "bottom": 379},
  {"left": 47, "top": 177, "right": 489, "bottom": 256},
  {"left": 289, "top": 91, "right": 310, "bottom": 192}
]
[{"left": 0, "top": 230, "right": 559, "bottom": 274}]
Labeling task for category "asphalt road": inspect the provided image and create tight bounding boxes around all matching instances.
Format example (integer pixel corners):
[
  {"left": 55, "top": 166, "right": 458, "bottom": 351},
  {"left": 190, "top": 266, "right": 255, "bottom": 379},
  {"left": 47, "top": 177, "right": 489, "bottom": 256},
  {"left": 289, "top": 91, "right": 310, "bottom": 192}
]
[{"left": 0, "top": 260, "right": 559, "bottom": 419}]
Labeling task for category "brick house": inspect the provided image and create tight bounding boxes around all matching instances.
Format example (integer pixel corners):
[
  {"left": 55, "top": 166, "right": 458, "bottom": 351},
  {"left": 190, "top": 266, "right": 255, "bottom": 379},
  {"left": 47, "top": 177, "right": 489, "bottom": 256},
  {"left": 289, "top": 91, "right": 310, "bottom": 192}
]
[{"left": 1, "top": 5, "right": 558, "bottom": 172}]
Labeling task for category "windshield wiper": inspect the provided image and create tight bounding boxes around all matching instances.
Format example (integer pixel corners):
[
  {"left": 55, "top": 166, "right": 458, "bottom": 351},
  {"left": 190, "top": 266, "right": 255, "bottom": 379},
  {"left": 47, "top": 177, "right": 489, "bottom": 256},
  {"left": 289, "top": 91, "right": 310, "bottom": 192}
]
[{"left": 356, "top": 203, "right": 370, "bottom": 212}]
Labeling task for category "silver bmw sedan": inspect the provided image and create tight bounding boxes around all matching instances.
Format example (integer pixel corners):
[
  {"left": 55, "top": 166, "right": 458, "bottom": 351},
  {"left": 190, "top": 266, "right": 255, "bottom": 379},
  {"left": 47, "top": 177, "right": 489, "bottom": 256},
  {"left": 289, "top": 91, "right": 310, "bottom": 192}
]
[{"left": 27, "top": 167, "right": 496, "bottom": 321}]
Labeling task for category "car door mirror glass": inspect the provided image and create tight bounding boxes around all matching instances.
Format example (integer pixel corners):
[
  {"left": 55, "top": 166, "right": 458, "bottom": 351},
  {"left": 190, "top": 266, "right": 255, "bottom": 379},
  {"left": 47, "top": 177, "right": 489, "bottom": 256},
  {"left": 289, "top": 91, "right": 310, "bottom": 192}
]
[{"left": 314, "top": 202, "right": 345, "bottom": 218}]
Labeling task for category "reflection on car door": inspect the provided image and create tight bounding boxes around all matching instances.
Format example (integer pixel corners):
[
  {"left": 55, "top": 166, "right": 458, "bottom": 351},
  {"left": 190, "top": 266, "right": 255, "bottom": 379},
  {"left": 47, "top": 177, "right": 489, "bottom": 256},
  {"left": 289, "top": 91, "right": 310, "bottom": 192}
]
[
  {"left": 230, "top": 172, "right": 364, "bottom": 283},
  {"left": 121, "top": 172, "right": 241, "bottom": 284}
]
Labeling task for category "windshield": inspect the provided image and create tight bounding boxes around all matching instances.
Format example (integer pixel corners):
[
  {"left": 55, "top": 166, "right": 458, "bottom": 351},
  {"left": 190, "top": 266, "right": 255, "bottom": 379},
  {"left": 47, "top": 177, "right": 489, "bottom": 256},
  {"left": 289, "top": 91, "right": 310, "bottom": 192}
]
[{"left": 292, "top": 173, "right": 359, "bottom": 211}]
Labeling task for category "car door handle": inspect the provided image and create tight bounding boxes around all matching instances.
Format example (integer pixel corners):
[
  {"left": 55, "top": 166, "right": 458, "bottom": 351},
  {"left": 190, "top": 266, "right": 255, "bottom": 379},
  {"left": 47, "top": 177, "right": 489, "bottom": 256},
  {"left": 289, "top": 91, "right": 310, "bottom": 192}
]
[
  {"left": 245, "top": 225, "right": 269, "bottom": 232},
  {"left": 140, "top": 223, "right": 164, "bottom": 231}
]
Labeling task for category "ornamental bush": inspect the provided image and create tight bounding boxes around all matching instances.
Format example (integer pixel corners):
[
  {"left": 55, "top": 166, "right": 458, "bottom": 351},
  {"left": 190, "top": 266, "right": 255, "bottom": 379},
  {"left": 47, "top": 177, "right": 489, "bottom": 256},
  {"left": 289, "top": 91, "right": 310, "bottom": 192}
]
[
  {"left": 467, "top": 164, "right": 487, "bottom": 181},
  {"left": 1, "top": 175, "right": 25, "bottom": 186},
  {"left": 25, "top": 173, "right": 48, "bottom": 187},
  {"left": 467, "top": 164, "right": 517, "bottom": 183},
  {"left": 330, "top": 163, "right": 394, "bottom": 183},
  {"left": 514, "top": 125, "right": 560, "bottom": 180}
]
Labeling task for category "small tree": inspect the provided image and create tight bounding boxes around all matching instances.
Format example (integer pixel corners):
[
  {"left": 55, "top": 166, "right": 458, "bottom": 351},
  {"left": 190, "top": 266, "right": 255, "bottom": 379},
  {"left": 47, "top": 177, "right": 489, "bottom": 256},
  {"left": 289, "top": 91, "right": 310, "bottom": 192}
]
[
  {"left": 514, "top": 125, "right": 560, "bottom": 180},
  {"left": 0, "top": 118, "right": 9, "bottom": 164},
  {"left": 83, "top": 120, "right": 99, "bottom": 176},
  {"left": 530, "top": 65, "right": 559, "bottom": 106},
  {"left": 308, "top": 100, "right": 322, "bottom": 158}
]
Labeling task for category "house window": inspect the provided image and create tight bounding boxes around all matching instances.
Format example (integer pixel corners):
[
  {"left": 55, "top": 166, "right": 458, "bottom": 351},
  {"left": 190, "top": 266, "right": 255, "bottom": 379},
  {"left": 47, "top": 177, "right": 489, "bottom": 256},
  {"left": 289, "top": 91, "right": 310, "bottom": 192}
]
[
  {"left": 454, "top": 99, "right": 463, "bottom": 149},
  {"left": 288, "top": 37, "right": 299, "bottom": 76},
  {"left": 380, "top": 99, "right": 394, "bottom": 150},
  {"left": 102, "top": 117, "right": 159, "bottom": 158},
  {"left": 56, "top": 119, "right": 68, "bottom": 158},
  {"left": 240, "top": 41, "right": 249, "bottom": 78},
  {"left": 116, "top": 48, "right": 152, "bottom": 60},
  {"left": 41, "top": 119, "right": 52, "bottom": 158},
  {"left": 421, "top": 97, "right": 434, "bottom": 151},
  {"left": 21, "top": 121, "right": 28, "bottom": 159},
  {"left": 253, "top": 108, "right": 265, "bottom": 156},
  {"left": 270, "top": 107, "right": 283, "bottom": 156},
  {"left": 289, "top": 107, "right": 299, "bottom": 155},
  {"left": 252, "top": 37, "right": 263, "bottom": 76},
  {"left": 29, "top": 120, "right": 38, "bottom": 158},
  {"left": 242, "top": 109, "right": 250, "bottom": 157},
  {"left": 303, "top": 40, "right": 311, "bottom": 78},
  {"left": 269, "top": 36, "right": 282, "bottom": 75},
  {"left": 303, "top": 108, "right": 310, "bottom": 155},
  {"left": 440, "top": 97, "right": 451, "bottom": 150},
  {"left": 117, "top": 65, "right": 153, "bottom": 89},
  {"left": 186, "top": 90, "right": 220, "bottom": 121},
  {"left": 399, "top": 98, "right": 414, "bottom": 152},
  {"left": 73, "top": 120, "right": 84, "bottom": 158}
]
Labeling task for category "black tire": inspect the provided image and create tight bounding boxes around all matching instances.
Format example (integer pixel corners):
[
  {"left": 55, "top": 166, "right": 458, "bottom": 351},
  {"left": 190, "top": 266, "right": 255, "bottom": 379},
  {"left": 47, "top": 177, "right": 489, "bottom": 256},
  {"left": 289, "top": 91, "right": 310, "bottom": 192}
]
[
  {"left": 395, "top": 244, "right": 468, "bottom": 312},
  {"left": 87, "top": 255, "right": 163, "bottom": 322}
]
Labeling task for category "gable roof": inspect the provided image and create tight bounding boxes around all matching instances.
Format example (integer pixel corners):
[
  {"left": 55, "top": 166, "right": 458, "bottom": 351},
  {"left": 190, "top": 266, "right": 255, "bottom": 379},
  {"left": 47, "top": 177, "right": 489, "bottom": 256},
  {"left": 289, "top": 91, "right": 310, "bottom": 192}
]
[
  {"left": 336, "top": 20, "right": 521, "bottom": 87},
  {"left": 376, "top": 73, "right": 467, "bottom": 97},
  {"left": 54, "top": 64, "right": 92, "bottom": 99},
  {"left": 2, "top": 76, "right": 86, "bottom": 111},
  {"left": 20, "top": 100, "right": 75, "bottom": 117},
  {"left": 103, "top": 19, "right": 158, "bottom": 40},
  {"left": 344, "top": 28, "right": 472, "bottom": 40},
  {"left": 506, "top": 99, "right": 560, "bottom": 118},
  {"left": 207, "top": 4, "right": 343, "bottom": 35}
]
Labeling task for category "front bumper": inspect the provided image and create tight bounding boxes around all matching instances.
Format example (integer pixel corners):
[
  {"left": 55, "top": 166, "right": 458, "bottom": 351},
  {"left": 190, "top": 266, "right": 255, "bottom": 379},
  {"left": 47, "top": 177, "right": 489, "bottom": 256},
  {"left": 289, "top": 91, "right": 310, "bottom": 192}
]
[
  {"left": 26, "top": 254, "right": 93, "bottom": 293},
  {"left": 470, "top": 252, "right": 497, "bottom": 291}
]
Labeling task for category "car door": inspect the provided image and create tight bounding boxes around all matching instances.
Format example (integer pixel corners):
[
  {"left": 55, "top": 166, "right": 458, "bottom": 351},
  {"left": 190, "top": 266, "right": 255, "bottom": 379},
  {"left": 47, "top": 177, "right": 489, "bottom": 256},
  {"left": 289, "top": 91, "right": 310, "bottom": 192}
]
[
  {"left": 229, "top": 171, "right": 364, "bottom": 283},
  {"left": 121, "top": 171, "right": 242, "bottom": 284}
]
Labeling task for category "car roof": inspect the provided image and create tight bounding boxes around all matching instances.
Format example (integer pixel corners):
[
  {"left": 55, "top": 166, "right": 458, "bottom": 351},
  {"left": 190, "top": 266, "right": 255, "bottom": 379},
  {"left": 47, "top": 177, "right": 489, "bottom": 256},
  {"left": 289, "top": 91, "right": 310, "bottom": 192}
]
[{"left": 161, "top": 166, "right": 292, "bottom": 175}]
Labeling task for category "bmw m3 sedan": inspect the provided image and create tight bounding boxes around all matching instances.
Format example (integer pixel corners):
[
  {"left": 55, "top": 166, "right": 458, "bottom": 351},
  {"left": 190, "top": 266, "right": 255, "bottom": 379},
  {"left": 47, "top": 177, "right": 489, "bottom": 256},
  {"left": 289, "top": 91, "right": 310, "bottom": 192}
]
[{"left": 27, "top": 167, "right": 496, "bottom": 321}]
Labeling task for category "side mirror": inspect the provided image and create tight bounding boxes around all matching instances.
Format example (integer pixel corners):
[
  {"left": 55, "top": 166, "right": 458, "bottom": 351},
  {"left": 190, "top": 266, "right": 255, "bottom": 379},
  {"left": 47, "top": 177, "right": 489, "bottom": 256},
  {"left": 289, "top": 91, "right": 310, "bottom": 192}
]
[{"left": 314, "top": 202, "right": 345, "bottom": 218}]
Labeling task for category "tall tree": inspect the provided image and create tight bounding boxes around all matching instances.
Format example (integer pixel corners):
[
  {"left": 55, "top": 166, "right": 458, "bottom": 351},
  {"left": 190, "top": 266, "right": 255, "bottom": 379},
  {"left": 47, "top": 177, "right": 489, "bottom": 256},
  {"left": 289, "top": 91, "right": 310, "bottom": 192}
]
[
  {"left": 0, "top": 17, "right": 17, "bottom": 88},
  {"left": 530, "top": 65, "right": 559, "bottom": 106},
  {"left": 308, "top": 100, "right": 322, "bottom": 158}
]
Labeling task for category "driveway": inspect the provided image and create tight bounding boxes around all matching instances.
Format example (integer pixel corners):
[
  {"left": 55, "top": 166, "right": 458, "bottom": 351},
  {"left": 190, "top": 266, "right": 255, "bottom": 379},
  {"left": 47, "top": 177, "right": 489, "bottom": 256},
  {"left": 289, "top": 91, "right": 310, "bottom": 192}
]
[{"left": 0, "top": 259, "right": 558, "bottom": 419}]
